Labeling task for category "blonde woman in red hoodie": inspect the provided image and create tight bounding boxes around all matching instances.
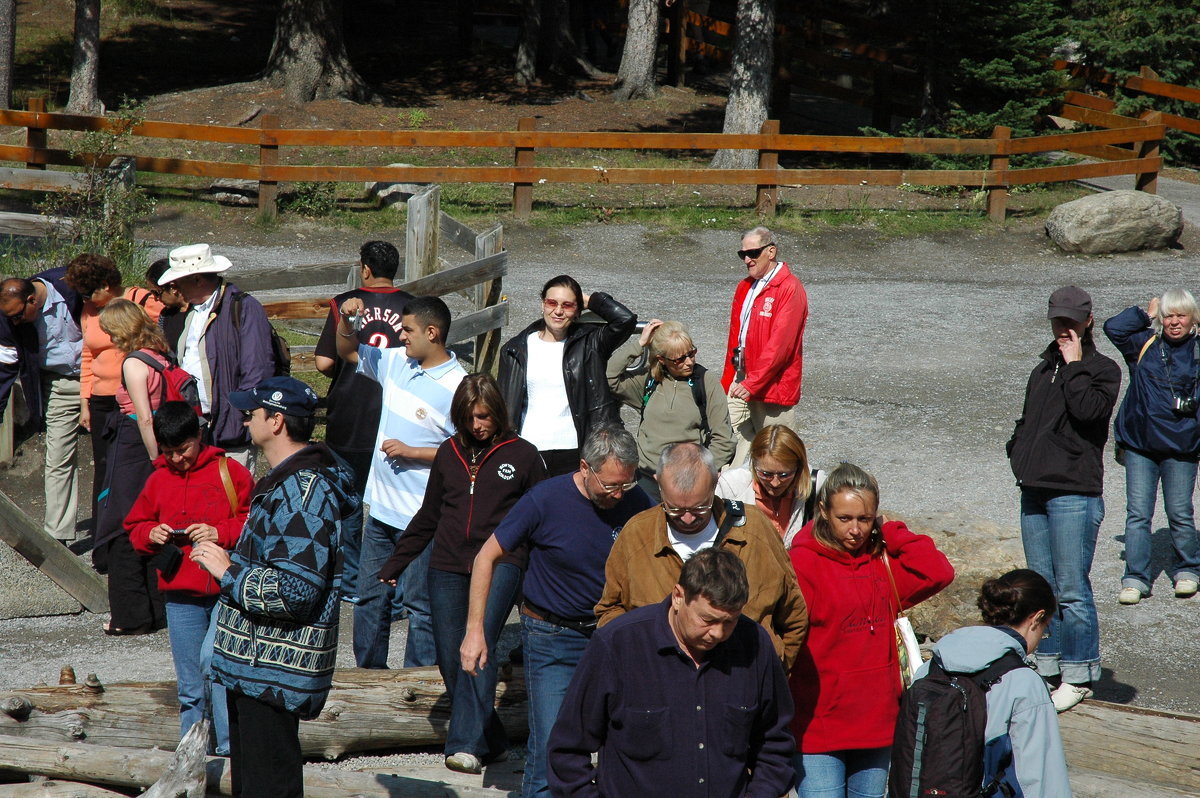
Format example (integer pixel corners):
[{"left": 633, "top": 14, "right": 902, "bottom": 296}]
[{"left": 788, "top": 463, "right": 954, "bottom": 798}]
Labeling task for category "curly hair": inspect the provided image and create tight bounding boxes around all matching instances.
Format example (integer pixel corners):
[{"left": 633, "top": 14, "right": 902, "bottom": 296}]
[{"left": 65, "top": 253, "right": 122, "bottom": 297}]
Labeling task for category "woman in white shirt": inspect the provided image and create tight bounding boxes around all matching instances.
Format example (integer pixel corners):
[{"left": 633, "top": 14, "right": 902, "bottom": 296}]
[{"left": 497, "top": 275, "right": 636, "bottom": 476}]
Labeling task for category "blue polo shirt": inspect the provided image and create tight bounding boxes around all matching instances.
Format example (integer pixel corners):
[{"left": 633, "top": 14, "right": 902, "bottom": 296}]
[
  {"left": 493, "top": 473, "right": 652, "bottom": 619},
  {"left": 358, "top": 345, "right": 466, "bottom": 529},
  {"left": 548, "top": 598, "right": 796, "bottom": 798}
]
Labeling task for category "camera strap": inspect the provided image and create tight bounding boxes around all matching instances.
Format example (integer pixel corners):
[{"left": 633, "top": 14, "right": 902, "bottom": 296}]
[{"left": 1157, "top": 335, "right": 1200, "bottom": 398}]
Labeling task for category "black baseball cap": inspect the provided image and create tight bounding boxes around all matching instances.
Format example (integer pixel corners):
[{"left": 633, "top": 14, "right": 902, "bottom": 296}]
[
  {"left": 228, "top": 376, "right": 318, "bottom": 418},
  {"left": 1047, "top": 286, "right": 1093, "bottom": 323}
]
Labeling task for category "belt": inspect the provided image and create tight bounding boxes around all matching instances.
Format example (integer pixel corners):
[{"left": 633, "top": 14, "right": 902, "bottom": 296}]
[{"left": 521, "top": 601, "right": 597, "bottom": 637}]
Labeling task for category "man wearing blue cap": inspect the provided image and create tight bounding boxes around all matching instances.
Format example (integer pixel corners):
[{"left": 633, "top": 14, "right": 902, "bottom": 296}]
[{"left": 191, "top": 376, "right": 362, "bottom": 798}]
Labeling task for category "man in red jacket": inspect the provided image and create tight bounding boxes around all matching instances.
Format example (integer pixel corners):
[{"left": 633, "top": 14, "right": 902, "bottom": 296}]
[{"left": 721, "top": 226, "right": 809, "bottom": 468}]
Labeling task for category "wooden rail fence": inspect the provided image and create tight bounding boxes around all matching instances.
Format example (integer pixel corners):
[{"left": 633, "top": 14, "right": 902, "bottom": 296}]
[
  {"left": 1056, "top": 62, "right": 1200, "bottom": 141},
  {"left": 0, "top": 99, "right": 1168, "bottom": 223}
]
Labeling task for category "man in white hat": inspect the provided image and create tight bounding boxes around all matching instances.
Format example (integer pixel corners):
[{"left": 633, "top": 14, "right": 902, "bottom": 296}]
[{"left": 160, "top": 243, "right": 274, "bottom": 469}]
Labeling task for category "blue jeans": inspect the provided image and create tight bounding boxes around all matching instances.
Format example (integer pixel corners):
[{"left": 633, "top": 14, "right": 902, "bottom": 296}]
[
  {"left": 520, "top": 613, "right": 590, "bottom": 798},
  {"left": 354, "top": 517, "right": 436, "bottom": 668},
  {"left": 176, "top": 596, "right": 228, "bottom": 755},
  {"left": 793, "top": 748, "right": 890, "bottom": 798},
  {"left": 1020, "top": 488, "right": 1103, "bottom": 685},
  {"left": 1121, "top": 449, "right": 1200, "bottom": 593},
  {"left": 330, "top": 447, "right": 371, "bottom": 603},
  {"left": 430, "top": 563, "right": 522, "bottom": 759}
]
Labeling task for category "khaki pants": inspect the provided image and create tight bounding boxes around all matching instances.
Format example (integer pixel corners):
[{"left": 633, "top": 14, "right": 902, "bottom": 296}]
[
  {"left": 224, "top": 444, "right": 260, "bottom": 477},
  {"left": 727, "top": 393, "right": 794, "bottom": 469},
  {"left": 42, "top": 372, "right": 81, "bottom": 541}
]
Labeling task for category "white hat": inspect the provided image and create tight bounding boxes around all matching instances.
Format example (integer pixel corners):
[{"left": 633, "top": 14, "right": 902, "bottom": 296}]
[{"left": 159, "top": 243, "right": 232, "bottom": 285}]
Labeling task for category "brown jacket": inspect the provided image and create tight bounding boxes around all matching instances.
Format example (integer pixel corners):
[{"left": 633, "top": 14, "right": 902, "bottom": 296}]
[{"left": 595, "top": 500, "right": 809, "bottom": 670}]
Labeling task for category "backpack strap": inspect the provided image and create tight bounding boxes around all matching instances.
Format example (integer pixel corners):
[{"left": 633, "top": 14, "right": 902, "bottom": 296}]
[
  {"left": 1136, "top": 334, "right": 1157, "bottom": 365},
  {"left": 217, "top": 455, "right": 238, "bottom": 516},
  {"left": 802, "top": 468, "right": 820, "bottom": 524},
  {"left": 122, "top": 349, "right": 170, "bottom": 408},
  {"left": 690, "top": 363, "right": 711, "bottom": 446},
  {"left": 970, "top": 649, "right": 1031, "bottom": 692},
  {"left": 713, "top": 499, "right": 746, "bottom": 547}
]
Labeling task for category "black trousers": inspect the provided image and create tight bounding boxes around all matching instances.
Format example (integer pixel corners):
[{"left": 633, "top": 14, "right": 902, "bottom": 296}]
[
  {"left": 87, "top": 395, "right": 118, "bottom": 571},
  {"left": 540, "top": 447, "right": 581, "bottom": 478},
  {"left": 228, "top": 690, "right": 303, "bottom": 798}
]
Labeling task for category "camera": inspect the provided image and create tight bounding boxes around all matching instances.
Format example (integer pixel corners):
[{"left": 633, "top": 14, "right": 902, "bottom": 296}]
[
  {"left": 170, "top": 529, "right": 191, "bottom": 545},
  {"left": 731, "top": 347, "right": 745, "bottom": 375},
  {"left": 1173, "top": 396, "right": 1199, "bottom": 415}
]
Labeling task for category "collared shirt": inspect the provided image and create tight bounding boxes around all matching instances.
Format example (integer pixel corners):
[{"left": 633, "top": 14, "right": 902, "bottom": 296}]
[
  {"left": 737, "top": 261, "right": 783, "bottom": 353},
  {"left": 181, "top": 289, "right": 220, "bottom": 412},
  {"left": 35, "top": 280, "right": 82, "bottom": 376},
  {"left": 547, "top": 598, "right": 796, "bottom": 798},
  {"left": 357, "top": 346, "right": 466, "bottom": 529}
]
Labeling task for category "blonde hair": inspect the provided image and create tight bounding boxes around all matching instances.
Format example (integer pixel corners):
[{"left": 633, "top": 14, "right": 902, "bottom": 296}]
[
  {"left": 648, "top": 321, "right": 696, "bottom": 382},
  {"left": 1154, "top": 287, "right": 1200, "bottom": 332},
  {"left": 98, "top": 298, "right": 168, "bottom": 354},
  {"left": 811, "top": 462, "right": 882, "bottom": 555},
  {"left": 749, "top": 425, "right": 813, "bottom": 502}
]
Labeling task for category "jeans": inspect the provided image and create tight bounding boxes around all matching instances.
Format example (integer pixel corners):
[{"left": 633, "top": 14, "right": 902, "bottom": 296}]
[
  {"left": 166, "top": 595, "right": 228, "bottom": 754},
  {"left": 1121, "top": 449, "right": 1200, "bottom": 593},
  {"left": 329, "top": 447, "right": 372, "bottom": 603},
  {"left": 354, "top": 517, "right": 436, "bottom": 668},
  {"left": 1020, "top": 488, "right": 1103, "bottom": 685},
  {"left": 520, "top": 613, "right": 590, "bottom": 798},
  {"left": 793, "top": 748, "right": 890, "bottom": 798},
  {"left": 430, "top": 563, "right": 522, "bottom": 759}
]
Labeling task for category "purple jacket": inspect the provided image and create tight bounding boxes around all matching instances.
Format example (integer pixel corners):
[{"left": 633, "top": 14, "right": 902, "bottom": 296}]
[{"left": 176, "top": 281, "right": 273, "bottom": 447}]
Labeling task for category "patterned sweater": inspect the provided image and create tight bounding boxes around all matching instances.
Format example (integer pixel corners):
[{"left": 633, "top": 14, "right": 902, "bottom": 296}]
[{"left": 210, "top": 443, "right": 362, "bottom": 720}]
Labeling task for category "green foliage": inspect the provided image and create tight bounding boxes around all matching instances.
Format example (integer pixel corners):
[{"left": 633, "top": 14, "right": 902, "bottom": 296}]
[{"left": 279, "top": 182, "right": 339, "bottom": 217}]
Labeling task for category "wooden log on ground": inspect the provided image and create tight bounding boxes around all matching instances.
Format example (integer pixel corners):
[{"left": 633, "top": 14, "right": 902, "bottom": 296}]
[
  {"left": 0, "top": 489, "right": 106, "bottom": 612},
  {"left": 1058, "top": 699, "right": 1200, "bottom": 792},
  {"left": 0, "top": 782, "right": 130, "bottom": 797},
  {"left": 0, "top": 735, "right": 501, "bottom": 797},
  {"left": 0, "top": 667, "right": 528, "bottom": 760}
]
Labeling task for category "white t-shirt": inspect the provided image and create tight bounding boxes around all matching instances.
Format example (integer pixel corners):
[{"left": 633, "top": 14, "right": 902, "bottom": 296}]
[
  {"left": 180, "top": 290, "right": 220, "bottom": 413},
  {"left": 668, "top": 517, "right": 720, "bottom": 561},
  {"left": 521, "top": 332, "right": 578, "bottom": 450}
]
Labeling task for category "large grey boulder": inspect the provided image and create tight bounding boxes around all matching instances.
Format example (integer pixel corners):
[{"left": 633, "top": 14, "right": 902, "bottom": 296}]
[
  {"left": 365, "top": 164, "right": 426, "bottom": 208},
  {"left": 1045, "top": 190, "right": 1182, "bottom": 254}
]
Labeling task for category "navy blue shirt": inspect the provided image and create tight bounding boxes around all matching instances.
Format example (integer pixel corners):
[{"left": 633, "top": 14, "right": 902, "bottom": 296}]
[
  {"left": 547, "top": 598, "right": 796, "bottom": 798},
  {"left": 493, "top": 472, "right": 652, "bottom": 619}
]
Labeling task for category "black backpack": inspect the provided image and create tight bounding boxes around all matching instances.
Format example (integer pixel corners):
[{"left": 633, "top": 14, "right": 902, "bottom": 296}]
[
  {"left": 231, "top": 291, "right": 291, "bottom": 376},
  {"left": 889, "top": 650, "right": 1029, "bottom": 798}
]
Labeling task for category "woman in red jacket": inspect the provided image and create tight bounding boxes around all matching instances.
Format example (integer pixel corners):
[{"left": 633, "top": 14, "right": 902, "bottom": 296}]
[
  {"left": 378, "top": 373, "right": 545, "bottom": 775},
  {"left": 788, "top": 463, "right": 954, "bottom": 798}
]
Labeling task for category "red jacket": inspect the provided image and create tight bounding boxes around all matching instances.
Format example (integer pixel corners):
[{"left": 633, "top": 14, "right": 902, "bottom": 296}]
[
  {"left": 788, "top": 519, "right": 954, "bottom": 753},
  {"left": 721, "top": 262, "right": 808, "bottom": 405},
  {"left": 127, "top": 445, "right": 253, "bottom": 596}
]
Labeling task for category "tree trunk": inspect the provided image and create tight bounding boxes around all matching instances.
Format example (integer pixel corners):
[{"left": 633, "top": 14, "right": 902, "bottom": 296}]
[
  {"left": 65, "top": 0, "right": 102, "bottom": 114},
  {"left": 262, "top": 0, "right": 372, "bottom": 104},
  {"left": 515, "top": 0, "right": 604, "bottom": 86},
  {"left": 710, "top": 0, "right": 775, "bottom": 169},
  {"left": 613, "top": 0, "right": 660, "bottom": 100},
  {"left": 0, "top": 666, "right": 528, "bottom": 760},
  {"left": 0, "top": 0, "right": 15, "bottom": 110},
  {"left": 515, "top": 0, "right": 541, "bottom": 86}
]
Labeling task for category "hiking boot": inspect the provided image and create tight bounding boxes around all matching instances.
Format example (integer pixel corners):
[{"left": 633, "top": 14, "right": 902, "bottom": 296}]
[
  {"left": 445, "top": 752, "right": 482, "bottom": 775},
  {"left": 1051, "top": 682, "right": 1093, "bottom": 713},
  {"left": 1175, "top": 578, "right": 1199, "bottom": 598},
  {"left": 1118, "top": 587, "right": 1143, "bottom": 605}
]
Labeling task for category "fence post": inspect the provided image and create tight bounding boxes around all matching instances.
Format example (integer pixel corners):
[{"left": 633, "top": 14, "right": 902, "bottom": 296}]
[
  {"left": 258, "top": 114, "right": 280, "bottom": 220},
  {"left": 666, "top": 0, "right": 686, "bottom": 87},
  {"left": 474, "top": 223, "right": 505, "bottom": 373},
  {"left": 512, "top": 117, "right": 535, "bottom": 221},
  {"left": 406, "top": 184, "right": 441, "bottom": 281},
  {"left": 755, "top": 119, "right": 780, "bottom": 216},
  {"left": 986, "top": 125, "right": 1011, "bottom": 224},
  {"left": 25, "top": 97, "right": 46, "bottom": 171},
  {"left": 1136, "top": 110, "right": 1162, "bottom": 194}
]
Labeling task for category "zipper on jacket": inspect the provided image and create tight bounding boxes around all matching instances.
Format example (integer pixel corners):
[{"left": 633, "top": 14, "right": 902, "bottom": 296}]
[{"left": 453, "top": 437, "right": 519, "bottom": 543}]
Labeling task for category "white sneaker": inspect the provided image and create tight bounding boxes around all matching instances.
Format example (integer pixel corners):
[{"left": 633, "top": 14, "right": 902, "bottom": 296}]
[
  {"left": 445, "top": 752, "right": 482, "bottom": 774},
  {"left": 1118, "top": 587, "right": 1143, "bottom": 605},
  {"left": 1175, "top": 579, "right": 1198, "bottom": 598},
  {"left": 1051, "top": 682, "right": 1093, "bottom": 713}
]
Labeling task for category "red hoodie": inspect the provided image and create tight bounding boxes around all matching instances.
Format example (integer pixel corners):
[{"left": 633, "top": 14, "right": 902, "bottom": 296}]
[
  {"left": 788, "top": 519, "right": 954, "bottom": 753},
  {"left": 127, "top": 445, "right": 253, "bottom": 596}
]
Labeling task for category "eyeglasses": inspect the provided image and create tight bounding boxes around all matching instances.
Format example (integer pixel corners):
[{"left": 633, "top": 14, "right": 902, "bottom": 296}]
[
  {"left": 661, "top": 348, "right": 698, "bottom": 366},
  {"left": 662, "top": 498, "right": 714, "bottom": 519},
  {"left": 544, "top": 298, "right": 578, "bottom": 312},
  {"left": 737, "top": 243, "right": 774, "bottom": 260},
  {"left": 755, "top": 468, "right": 795, "bottom": 481},
  {"left": 587, "top": 468, "right": 637, "bottom": 494}
]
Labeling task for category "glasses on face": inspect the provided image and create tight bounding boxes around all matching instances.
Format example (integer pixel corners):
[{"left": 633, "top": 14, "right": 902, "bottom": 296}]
[
  {"left": 755, "top": 468, "right": 795, "bottom": 481},
  {"left": 544, "top": 298, "right": 578, "bottom": 312},
  {"left": 737, "top": 243, "right": 774, "bottom": 260},
  {"left": 662, "top": 498, "right": 714, "bottom": 519},
  {"left": 587, "top": 468, "right": 637, "bottom": 494},
  {"left": 661, "top": 348, "right": 698, "bottom": 366},
  {"left": 241, "top": 409, "right": 258, "bottom": 421}
]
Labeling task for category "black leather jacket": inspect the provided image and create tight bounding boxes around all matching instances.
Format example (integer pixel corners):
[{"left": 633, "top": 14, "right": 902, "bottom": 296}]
[{"left": 497, "top": 292, "right": 636, "bottom": 444}]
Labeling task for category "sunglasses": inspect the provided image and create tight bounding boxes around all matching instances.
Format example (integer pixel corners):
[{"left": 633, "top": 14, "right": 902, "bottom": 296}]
[
  {"left": 544, "top": 298, "right": 578, "bottom": 312},
  {"left": 661, "top": 348, "right": 698, "bottom": 366},
  {"left": 737, "top": 243, "right": 774, "bottom": 260},
  {"left": 755, "top": 468, "right": 795, "bottom": 481}
]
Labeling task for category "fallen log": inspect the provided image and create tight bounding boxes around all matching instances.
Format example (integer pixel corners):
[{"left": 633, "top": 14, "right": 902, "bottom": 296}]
[
  {"left": 1058, "top": 699, "right": 1200, "bottom": 792},
  {"left": 0, "top": 783, "right": 129, "bottom": 797},
  {"left": 0, "top": 734, "right": 502, "bottom": 797},
  {"left": 0, "top": 666, "right": 528, "bottom": 760}
]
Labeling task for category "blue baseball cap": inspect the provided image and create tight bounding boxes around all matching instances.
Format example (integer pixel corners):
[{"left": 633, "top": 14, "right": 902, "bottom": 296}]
[{"left": 228, "top": 376, "right": 318, "bottom": 418}]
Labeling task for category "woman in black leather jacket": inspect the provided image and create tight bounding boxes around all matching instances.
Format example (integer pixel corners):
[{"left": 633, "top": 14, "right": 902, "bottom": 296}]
[{"left": 497, "top": 275, "right": 636, "bottom": 476}]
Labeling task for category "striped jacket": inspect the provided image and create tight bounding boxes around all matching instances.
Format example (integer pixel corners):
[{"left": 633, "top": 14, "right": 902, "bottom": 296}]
[{"left": 211, "top": 443, "right": 362, "bottom": 720}]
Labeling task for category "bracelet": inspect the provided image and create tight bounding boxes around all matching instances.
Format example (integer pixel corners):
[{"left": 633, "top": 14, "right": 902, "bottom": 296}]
[{"left": 338, "top": 330, "right": 357, "bottom": 338}]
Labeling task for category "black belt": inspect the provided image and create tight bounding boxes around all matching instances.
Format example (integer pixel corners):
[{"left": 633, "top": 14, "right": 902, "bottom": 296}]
[{"left": 521, "top": 600, "right": 597, "bottom": 637}]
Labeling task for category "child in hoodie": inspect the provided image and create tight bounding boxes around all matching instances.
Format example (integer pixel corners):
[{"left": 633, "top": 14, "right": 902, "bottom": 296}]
[{"left": 127, "top": 401, "right": 253, "bottom": 753}]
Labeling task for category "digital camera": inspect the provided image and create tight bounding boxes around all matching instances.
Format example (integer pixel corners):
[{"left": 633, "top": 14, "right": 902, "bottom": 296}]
[{"left": 1173, "top": 396, "right": 1199, "bottom": 415}]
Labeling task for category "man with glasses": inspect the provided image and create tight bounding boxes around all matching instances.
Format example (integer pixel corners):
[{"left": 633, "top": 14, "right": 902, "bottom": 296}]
[
  {"left": 144, "top": 258, "right": 188, "bottom": 356},
  {"left": 461, "top": 424, "right": 652, "bottom": 798},
  {"left": 596, "top": 441, "right": 808, "bottom": 670},
  {"left": 0, "top": 270, "right": 83, "bottom": 545},
  {"left": 721, "top": 225, "right": 809, "bottom": 468}
]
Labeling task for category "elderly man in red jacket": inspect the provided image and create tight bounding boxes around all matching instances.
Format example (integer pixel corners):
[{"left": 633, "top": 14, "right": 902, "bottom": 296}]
[{"left": 721, "top": 226, "right": 809, "bottom": 468}]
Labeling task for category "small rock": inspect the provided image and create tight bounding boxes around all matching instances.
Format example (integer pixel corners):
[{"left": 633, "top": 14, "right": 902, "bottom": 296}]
[
  {"left": 1045, "top": 189, "right": 1182, "bottom": 254},
  {"left": 206, "top": 178, "right": 258, "bottom": 207},
  {"left": 365, "top": 163, "right": 426, "bottom": 209}
]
